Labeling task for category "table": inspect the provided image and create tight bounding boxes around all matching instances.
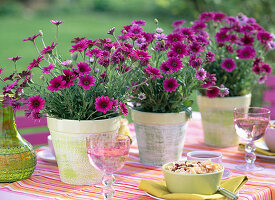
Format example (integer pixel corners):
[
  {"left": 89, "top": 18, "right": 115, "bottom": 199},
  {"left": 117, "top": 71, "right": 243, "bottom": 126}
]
[{"left": 1, "top": 116, "right": 275, "bottom": 200}]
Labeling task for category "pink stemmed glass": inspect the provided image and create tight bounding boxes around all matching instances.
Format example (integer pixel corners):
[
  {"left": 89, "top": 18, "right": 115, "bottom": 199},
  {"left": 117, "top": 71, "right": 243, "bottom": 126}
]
[
  {"left": 86, "top": 132, "right": 131, "bottom": 200},
  {"left": 234, "top": 107, "right": 270, "bottom": 171}
]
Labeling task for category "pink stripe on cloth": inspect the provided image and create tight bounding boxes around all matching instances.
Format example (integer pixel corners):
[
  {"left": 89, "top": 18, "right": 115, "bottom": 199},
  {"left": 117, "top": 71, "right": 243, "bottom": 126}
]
[
  {"left": 23, "top": 132, "right": 50, "bottom": 146},
  {"left": 16, "top": 116, "right": 47, "bottom": 129}
]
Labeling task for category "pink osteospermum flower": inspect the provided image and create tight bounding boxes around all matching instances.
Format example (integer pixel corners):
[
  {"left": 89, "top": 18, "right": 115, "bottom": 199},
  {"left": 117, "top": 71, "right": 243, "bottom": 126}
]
[
  {"left": 159, "top": 61, "right": 172, "bottom": 74},
  {"left": 86, "top": 48, "right": 103, "bottom": 57},
  {"left": 134, "top": 37, "right": 147, "bottom": 48},
  {"left": 131, "top": 20, "right": 146, "bottom": 26},
  {"left": 221, "top": 58, "right": 237, "bottom": 72},
  {"left": 213, "top": 12, "right": 226, "bottom": 22},
  {"left": 41, "top": 64, "right": 55, "bottom": 74},
  {"left": 28, "top": 56, "right": 44, "bottom": 70},
  {"left": 236, "top": 46, "right": 256, "bottom": 59},
  {"left": 8, "top": 56, "right": 22, "bottom": 62},
  {"left": 95, "top": 96, "right": 113, "bottom": 114},
  {"left": 172, "top": 19, "right": 186, "bottom": 28},
  {"left": 240, "top": 34, "right": 254, "bottom": 46},
  {"left": 167, "top": 57, "right": 183, "bottom": 72},
  {"left": 219, "top": 85, "right": 229, "bottom": 97},
  {"left": 48, "top": 76, "right": 66, "bottom": 92},
  {"left": 206, "top": 87, "right": 220, "bottom": 98},
  {"left": 77, "top": 75, "right": 96, "bottom": 90},
  {"left": 62, "top": 69, "right": 75, "bottom": 88},
  {"left": 257, "top": 31, "right": 273, "bottom": 44},
  {"left": 50, "top": 20, "right": 64, "bottom": 25},
  {"left": 163, "top": 77, "right": 179, "bottom": 93},
  {"left": 76, "top": 62, "right": 91, "bottom": 75},
  {"left": 71, "top": 37, "right": 87, "bottom": 44},
  {"left": 129, "top": 24, "right": 143, "bottom": 35},
  {"left": 41, "top": 42, "right": 58, "bottom": 55},
  {"left": 262, "top": 63, "right": 272, "bottom": 74},
  {"left": 144, "top": 66, "right": 163, "bottom": 79},
  {"left": 170, "top": 42, "right": 189, "bottom": 58},
  {"left": 202, "top": 73, "right": 216, "bottom": 88},
  {"left": 205, "top": 51, "right": 215, "bottom": 62},
  {"left": 166, "top": 33, "right": 184, "bottom": 44},
  {"left": 23, "top": 33, "right": 40, "bottom": 42},
  {"left": 199, "top": 12, "right": 214, "bottom": 22},
  {"left": 195, "top": 68, "right": 207, "bottom": 81},
  {"left": 189, "top": 42, "right": 203, "bottom": 55},
  {"left": 119, "top": 102, "right": 128, "bottom": 116},
  {"left": 69, "top": 40, "right": 88, "bottom": 53},
  {"left": 28, "top": 95, "right": 45, "bottom": 112},
  {"left": 215, "top": 31, "right": 230, "bottom": 43}
]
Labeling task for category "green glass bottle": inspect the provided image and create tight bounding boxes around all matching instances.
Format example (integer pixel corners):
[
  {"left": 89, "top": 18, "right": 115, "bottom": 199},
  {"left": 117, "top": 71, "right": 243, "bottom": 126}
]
[{"left": 0, "top": 104, "right": 36, "bottom": 182}]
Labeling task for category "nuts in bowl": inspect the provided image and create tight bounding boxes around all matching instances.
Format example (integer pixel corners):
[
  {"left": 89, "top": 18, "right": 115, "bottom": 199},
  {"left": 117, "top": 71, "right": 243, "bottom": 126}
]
[{"left": 162, "top": 160, "right": 224, "bottom": 194}]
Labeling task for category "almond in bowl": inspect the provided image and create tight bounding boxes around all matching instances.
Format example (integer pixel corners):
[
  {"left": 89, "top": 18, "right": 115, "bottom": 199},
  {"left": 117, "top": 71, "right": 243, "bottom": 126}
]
[{"left": 162, "top": 160, "right": 224, "bottom": 194}]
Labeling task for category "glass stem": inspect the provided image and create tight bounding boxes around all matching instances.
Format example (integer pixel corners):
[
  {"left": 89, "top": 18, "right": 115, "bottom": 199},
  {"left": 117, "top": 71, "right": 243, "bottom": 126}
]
[
  {"left": 244, "top": 141, "right": 256, "bottom": 167},
  {"left": 102, "top": 174, "right": 115, "bottom": 200}
]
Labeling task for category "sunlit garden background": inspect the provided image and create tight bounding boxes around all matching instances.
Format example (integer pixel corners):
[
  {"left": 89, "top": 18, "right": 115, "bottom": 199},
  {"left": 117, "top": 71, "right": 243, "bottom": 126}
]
[{"left": 0, "top": 0, "right": 274, "bottom": 111}]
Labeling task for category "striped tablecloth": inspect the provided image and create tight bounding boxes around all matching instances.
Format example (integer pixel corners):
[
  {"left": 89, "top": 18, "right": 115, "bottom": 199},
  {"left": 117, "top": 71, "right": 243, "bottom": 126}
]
[{"left": 1, "top": 117, "right": 275, "bottom": 200}]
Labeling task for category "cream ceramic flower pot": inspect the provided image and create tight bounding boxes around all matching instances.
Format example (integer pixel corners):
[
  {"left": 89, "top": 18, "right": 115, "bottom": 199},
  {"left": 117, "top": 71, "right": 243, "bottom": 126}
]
[
  {"left": 197, "top": 93, "right": 251, "bottom": 147},
  {"left": 131, "top": 109, "right": 189, "bottom": 166},
  {"left": 47, "top": 116, "right": 121, "bottom": 185}
]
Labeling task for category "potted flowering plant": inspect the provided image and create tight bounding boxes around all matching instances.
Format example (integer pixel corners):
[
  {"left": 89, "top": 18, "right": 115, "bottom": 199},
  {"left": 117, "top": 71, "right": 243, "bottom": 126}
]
[
  {"left": 1, "top": 20, "right": 146, "bottom": 185},
  {"left": 121, "top": 19, "right": 221, "bottom": 166},
  {"left": 195, "top": 12, "right": 274, "bottom": 147}
]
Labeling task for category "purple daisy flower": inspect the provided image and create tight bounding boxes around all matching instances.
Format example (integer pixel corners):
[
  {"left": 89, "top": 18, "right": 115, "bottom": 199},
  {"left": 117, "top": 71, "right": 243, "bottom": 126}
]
[
  {"left": 167, "top": 57, "right": 183, "bottom": 72},
  {"left": 76, "top": 62, "right": 91, "bottom": 75},
  {"left": 28, "top": 56, "right": 44, "bottom": 70},
  {"left": 41, "top": 42, "right": 58, "bottom": 55},
  {"left": 159, "top": 61, "right": 171, "bottom": 74},
  {"left": 257, "top": 31, "right": 273, "bottom": 44},
  {"left": 236, "top": 46, "right": 256, "bottom": 59},
  {"left": 119, "top": 102, "right": 128, "bottom": 116},
  {"left": 69, "top": 40, "right": 88, "bottom": 53},
  {"left": 155, "top": 33, "right": 167, "bottom": 41},
  {"left": 199, "top": 12, "right": 214, "bottom": 22},
  {"left": 163, "top": 77, "right": 179, "bottom": 93},
  {"left": 8, "top": 56, "right": 22, "bottom": 62},
  {"left": 258, "top": 75, "right": 267, "bottom": 84},
  {"left": 71, "top": 37, "right": 86, "bottom": 44},
  {"left": 95, "top": 96, "right": 113, "bottom": 114},
  {"left": 23, "top": 33, "right": 40, "bottom": 42},
  {"left": 28, "top": 95, "right": 45, "bottom": 112},
  {"left": 31, "top": 112, "right": 43, "bottom": 120},
  {"left": 202, "top": 73, "right": 216, "bottom": 88},
  {"left": 241, "top": 25, "right": 254, "bottom": 33},
  {"left": 240, "top": 34, "right": 254, "bottom": 46},
  {"left": 60, "top": 60, "right": 73, "bottom": 68},
  {"left": 85, "top": 48, "right": 103, "bottom": 57},
  {"left": 206, "top": 87, "right": 220, "bottom": 98},
  {"left": 107, "top": 27, "right": 115, "bottom": 35},
  {"left": 215, "top": 31, "right": 230, "bottom": 43},
  {"left": 166, "top": 33, "right": 184, "bottom": 44},
  {"left": 170, "top": 42, "right": 189, "bottom": 58},
  {"left": 62, "top": 69, "right": 75, "bottom": 88},
  {"left": 252, "top": 65, "right": 262, "bottom": 74},
  {"left": 189, "top": 55, "right": 203, "bottom": 68},
  {"left": 213, "top": 12, "right": 226, "bottom": 22},
  {"left": 219, "top": 85, "right": 229, "bottom": 97},
  {"left": 221, "top": 58, "right": 237, "bottom": 72},
  {"left": 262, "top": 63, "right": 272, "bottom": 74},
  {"left": 195, "top": 35, "right": 209, "bottom": 46},
  {"left": 41, "top": 64, "right": 55, "bottom": 74},
  {"left": 48, "top": 76, "right": 66, "bottom": 92},
  {"left": 131, "top": 20, "right": 146, "bottom": 26},
  {"left": 189, "top": 42, "right": 203, "bottom": 55},
  {"left": 50, "top": 20, "right": 64, "bottom": 25},
  {"left": 205, "top": 51, "right": 215, "bottom": 62},
  {"left": 129, "top": 24, "right": 143, "bottom": 35},
  {"left": 195, "top": 68, "right": 207, "bottom": 81},
  {"left": 226, "top": 45, "right": 234, "bottom": 53},
  {"left": 134, "top": 37, "right": 147, "bottom": 48},
  {"left": 180, "top": 27, "right": 194, "bottom": 39},
  {"left": 172, "top": 19, "right": 186, "bottom": 28},
  {"left": 191, "top": 20, "right": 207, "bottom": 33},
  {"left": 144, "top": 66, "right": 163, "bottom": 79},
  {"left": 77, "top": 75, "right": 96, "bottom": 90}
]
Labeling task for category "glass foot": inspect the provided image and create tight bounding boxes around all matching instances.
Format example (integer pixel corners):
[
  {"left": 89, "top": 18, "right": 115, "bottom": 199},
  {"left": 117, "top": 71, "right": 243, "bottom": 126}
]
[{"left": 235, "top": 163, "right": 264, "bottom": 171}]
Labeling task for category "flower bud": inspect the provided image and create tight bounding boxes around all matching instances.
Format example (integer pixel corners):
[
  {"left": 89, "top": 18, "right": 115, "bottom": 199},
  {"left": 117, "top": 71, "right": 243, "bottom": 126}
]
[
  {"left": 39, "top": 30, "right": 44, "bottom": 37},
  {"left": 154, "top": 18, "right": 159, "bottom": 25},
  {"left": 71, "top": 53, "right": 78, "bottom": 60},
  {"left": 123, "top": 30, "right": 127, "bottom": 34}
]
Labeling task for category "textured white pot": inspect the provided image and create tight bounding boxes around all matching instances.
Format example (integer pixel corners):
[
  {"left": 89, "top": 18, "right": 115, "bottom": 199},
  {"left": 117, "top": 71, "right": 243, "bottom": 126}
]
[
  {"left": 131, "top": 109, "right": 189, "bottom": 166},
  {"left": 47, "top": 116, "right": 121, "bottom": 185},
  {"left": 197, "top": 93, "right": 251, "bottom": 147}
]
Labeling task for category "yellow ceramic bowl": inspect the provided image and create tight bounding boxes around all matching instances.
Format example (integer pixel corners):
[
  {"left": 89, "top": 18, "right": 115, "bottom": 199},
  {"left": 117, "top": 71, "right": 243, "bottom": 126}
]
[{"left": 162, "top": 161, "right": 224, "bottom": 194}]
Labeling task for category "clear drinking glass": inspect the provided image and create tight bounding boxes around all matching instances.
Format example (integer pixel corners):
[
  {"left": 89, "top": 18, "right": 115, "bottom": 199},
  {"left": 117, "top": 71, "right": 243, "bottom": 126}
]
[
  {"left": 86, "top": 132, "right": 130, "bottom": 200},
  {"left": 233, "top": 107, "right": 270, "bottom": 171}
]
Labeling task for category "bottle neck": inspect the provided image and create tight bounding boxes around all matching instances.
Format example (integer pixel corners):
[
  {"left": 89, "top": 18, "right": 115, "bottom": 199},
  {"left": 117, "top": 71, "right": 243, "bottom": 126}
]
[{"left": 0, "top": 105, "right": 18, "bottom": 137}]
